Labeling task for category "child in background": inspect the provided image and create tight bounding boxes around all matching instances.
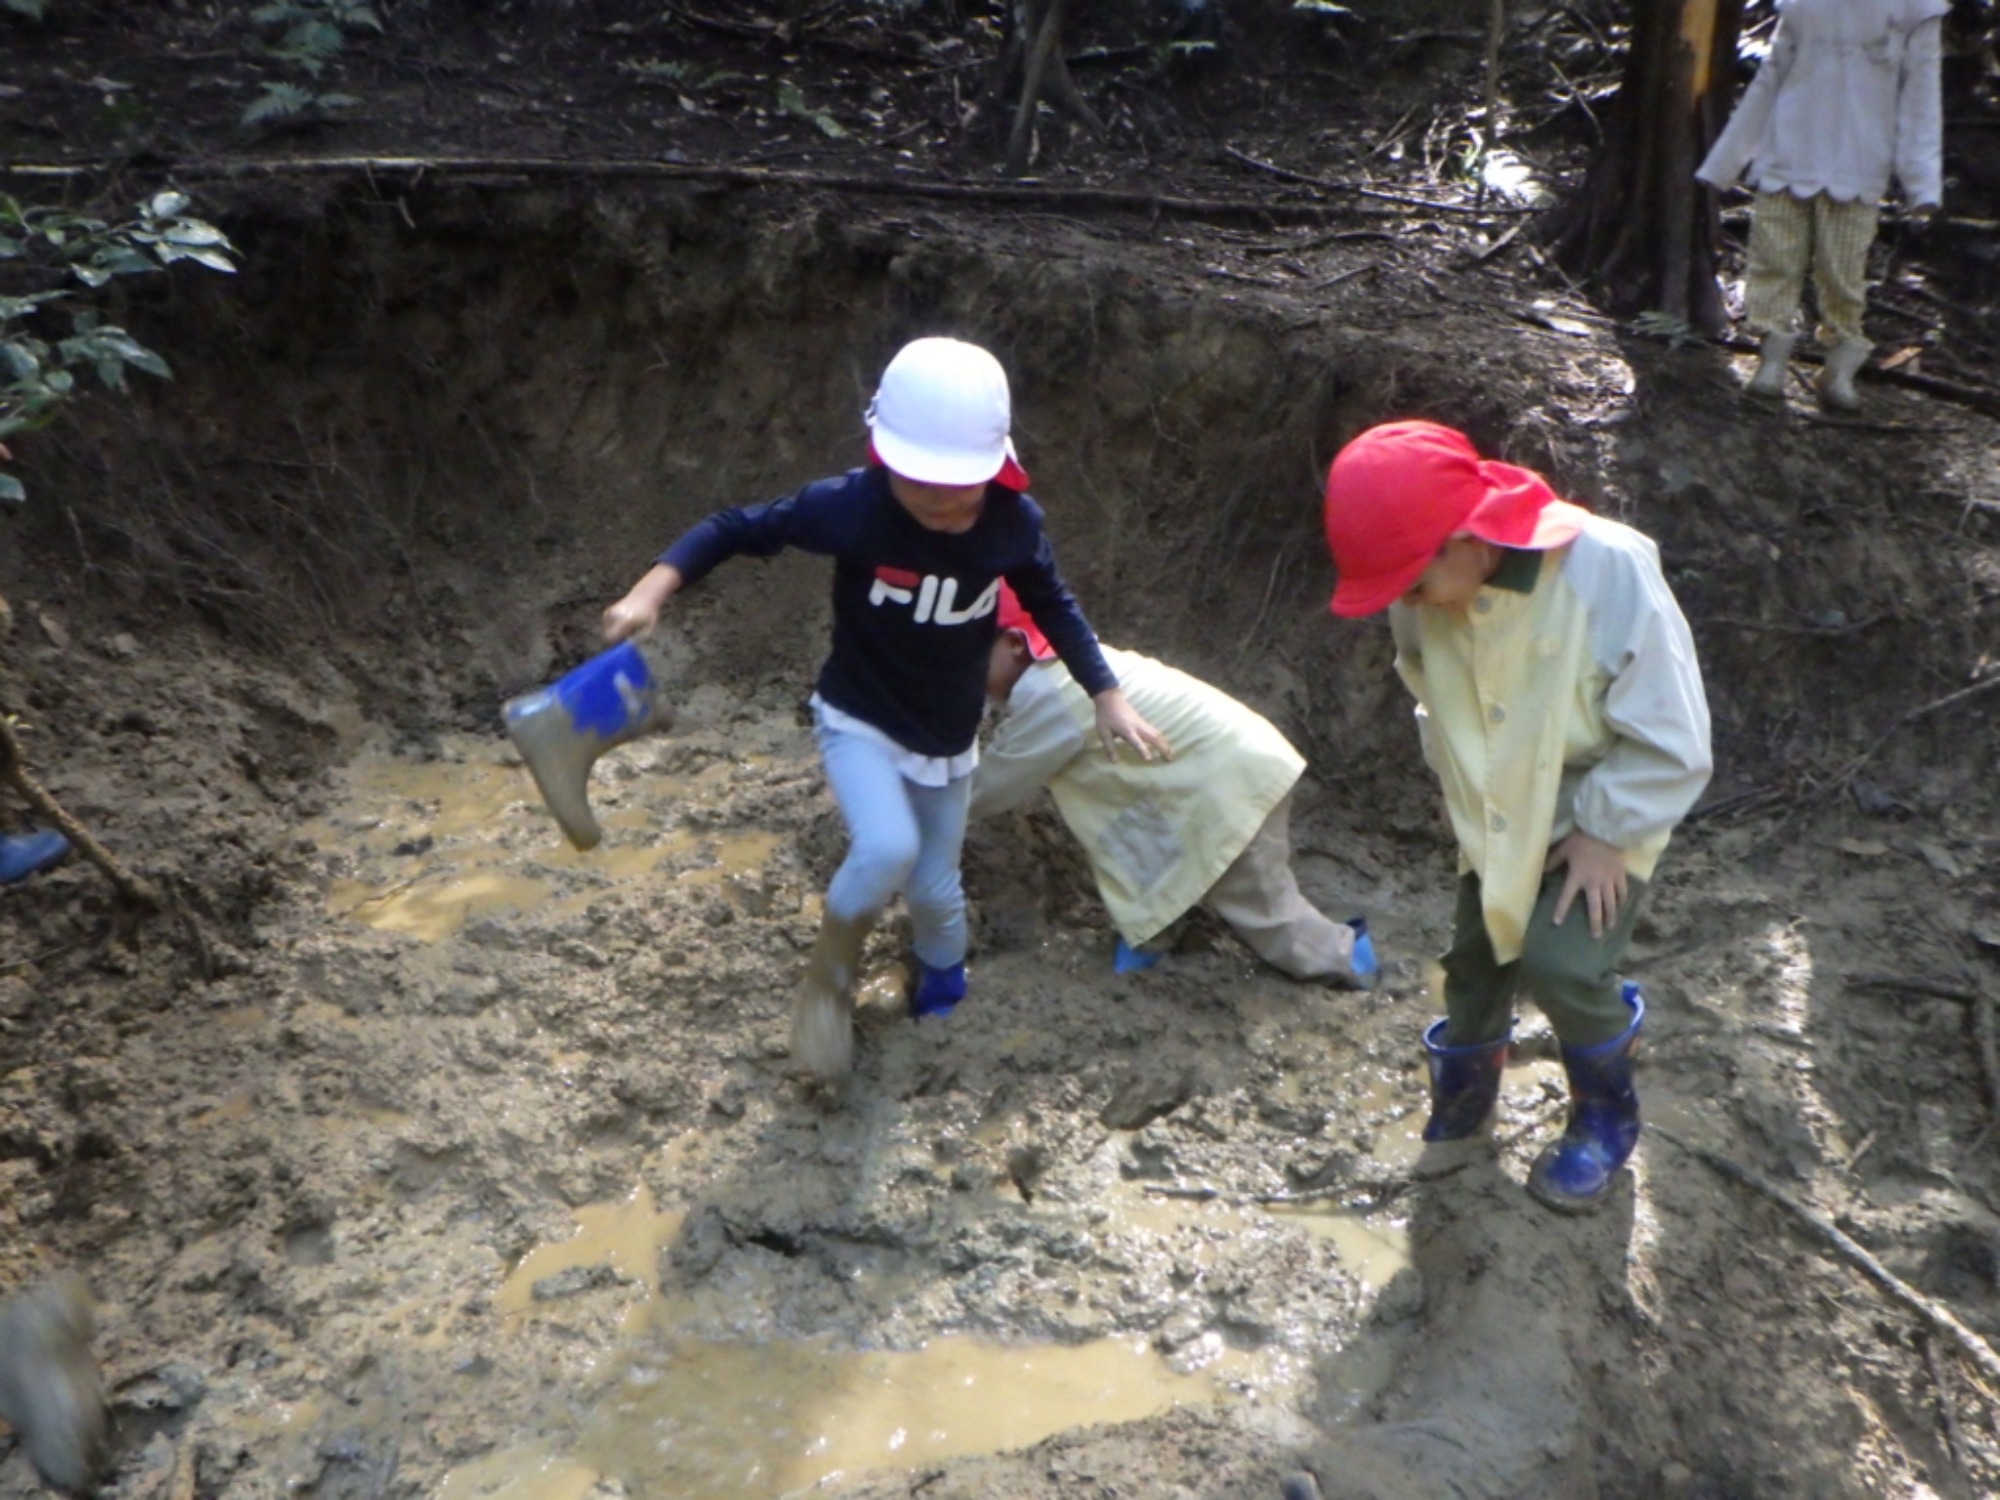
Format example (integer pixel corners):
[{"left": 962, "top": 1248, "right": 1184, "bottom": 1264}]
[
  {"left": 1697, "top": 0, "right": 1948, "bottom": 409},
  {"left": 599, "top": 338, "right": 1168, "bottom": 1082},
  {"left": 1322, "top": 421, "right": 1711, "bottom": 1213},
  {"left": 974, "top": 584, "right": 1376, "bottom": 988}
]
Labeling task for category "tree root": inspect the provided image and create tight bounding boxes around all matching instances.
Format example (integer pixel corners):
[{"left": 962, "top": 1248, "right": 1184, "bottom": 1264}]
[{"left": 1656, "top": 1125, "right": 2000, "bottom": 1392}]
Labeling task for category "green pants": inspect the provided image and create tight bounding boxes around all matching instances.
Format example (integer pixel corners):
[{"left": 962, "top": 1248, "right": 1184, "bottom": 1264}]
[{"left": 1439, "top": 869, "right": 1647, "bottom": 1049}]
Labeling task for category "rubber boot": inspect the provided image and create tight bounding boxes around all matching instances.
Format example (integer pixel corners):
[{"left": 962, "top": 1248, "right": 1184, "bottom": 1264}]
[
  {"left": 1420, "top": 1018, "right": 1512, "bottom": 1141},
  {"left": 1745, "top": 331, "right": 1795, "bottom": 399},
  {"left": 0, "top": 830, "right": 70, "bottom": 885},
  {"left": 502, "top": 639, "right": 676, "bottom": 851},
  {"left": 791, "top": 913, "right": 870, "bottom": 1081},
  {"left": 910, "top": 960, "right": 966, "bottom": 1019},
  {"left": 0, "top": 1274, "right": 110, "bottom": 1495},
  {"left": 1816, "top": 335, "right": 1871, "bottom": 412},
  {"left": 1346, "top": 916, "right": 1379, "bottom": 990},
  {"left": 1528, "top": 983, "right": 1645, "bottom": 1214}
]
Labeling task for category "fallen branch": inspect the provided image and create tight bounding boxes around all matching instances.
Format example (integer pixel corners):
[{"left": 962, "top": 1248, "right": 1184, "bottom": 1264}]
[
  {"left": 1, "top": 154, "right": 1400, "bottom": 228},
  {"left": 1220, "top": 145, "right": 1540, "bottom": 217},
  {"left": 1656, "top": 1126, "right": 2000, "bottom": 1390},
  {"left": 1818, "top": 673, "right": 2000, "bottom": 802},
  {"left": 0, "top": 713, "right": 162, "bottom": 910}
]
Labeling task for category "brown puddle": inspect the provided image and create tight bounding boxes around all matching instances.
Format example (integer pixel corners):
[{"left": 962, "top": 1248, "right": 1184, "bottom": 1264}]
[{"left": 303, "top": 736, "right": 779, "bottom": 942}]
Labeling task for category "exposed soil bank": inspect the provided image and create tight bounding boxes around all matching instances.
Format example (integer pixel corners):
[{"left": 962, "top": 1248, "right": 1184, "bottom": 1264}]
[{"left": 1, "top": 184, "right": 1997, "bottom": 1498}]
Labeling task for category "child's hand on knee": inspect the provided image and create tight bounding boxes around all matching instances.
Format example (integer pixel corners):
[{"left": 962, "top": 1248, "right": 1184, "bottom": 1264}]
[{"left": 1546, "top": 831, "right": 1629, "bottom": 938}]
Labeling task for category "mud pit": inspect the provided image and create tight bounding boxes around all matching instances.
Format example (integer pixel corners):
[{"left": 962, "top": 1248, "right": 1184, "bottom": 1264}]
[{"left": 3, "top": 182, "right": 2000, "bottom": 1500}]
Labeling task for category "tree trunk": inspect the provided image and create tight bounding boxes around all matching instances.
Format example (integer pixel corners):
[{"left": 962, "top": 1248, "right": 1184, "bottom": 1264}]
[{"left": 1544, "top": 0, "right": 1746, "bottom": 334}]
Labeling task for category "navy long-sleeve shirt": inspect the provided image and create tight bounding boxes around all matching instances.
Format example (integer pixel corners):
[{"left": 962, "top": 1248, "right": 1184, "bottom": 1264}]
[{"left": 661, "top": 467, "right": 1116, "bottom": 758}]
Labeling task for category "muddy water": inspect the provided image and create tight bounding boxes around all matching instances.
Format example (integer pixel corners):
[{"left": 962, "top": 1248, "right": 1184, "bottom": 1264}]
[
  {"left": 303, "top": 738, "right": 1414, "bottom": 1497},
  {"left": 305, "top": 741, "right": 780, "bottom": 943}
]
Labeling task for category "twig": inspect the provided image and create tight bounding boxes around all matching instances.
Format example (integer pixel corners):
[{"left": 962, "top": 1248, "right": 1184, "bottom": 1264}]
[
  {"left": 0, "top": 936, "right": 95, "bottom": 974},
  {"left": 1656, "top": 1126, "right": 2000, "bottom": 1389},
  {"left": 1219, "top": 146, "right": 1538, "bottom": 217},
  {"left": 1818, "top": 673, "right": 2000, "bottom": 801},
  {"left": 0, "top": 715, "right": 162, "bottom": 910}
]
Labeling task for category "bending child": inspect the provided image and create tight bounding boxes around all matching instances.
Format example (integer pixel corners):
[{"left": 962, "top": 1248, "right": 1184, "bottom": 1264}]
[
  {"left": 1322, "top": 421, "right": 1712, "bottom": 1213},
  {"left": 973, "top": 584, "right": 1375, "bottom": 988},
  {"left": 1697, "top": 0, "right": 1947, "bottom": 410},
  {"left": 597, "top": 338, "right": 1167, "bottom": 1081}
]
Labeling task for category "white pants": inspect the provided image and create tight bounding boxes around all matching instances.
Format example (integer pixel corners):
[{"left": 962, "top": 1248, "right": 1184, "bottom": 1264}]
[{"left": 1205, "top": 794, "right": 1359, "bottom": 980}]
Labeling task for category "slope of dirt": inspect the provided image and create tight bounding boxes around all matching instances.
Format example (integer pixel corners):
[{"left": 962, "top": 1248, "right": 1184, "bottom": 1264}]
[{"left": 3, "top": 5, "right": 2000, "bottom": 1500}]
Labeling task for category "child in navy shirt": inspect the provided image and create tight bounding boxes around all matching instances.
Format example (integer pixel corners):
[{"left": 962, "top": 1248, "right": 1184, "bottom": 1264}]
[{"left": 601, "top": 338, "right": 1168, "bottom": 1081}]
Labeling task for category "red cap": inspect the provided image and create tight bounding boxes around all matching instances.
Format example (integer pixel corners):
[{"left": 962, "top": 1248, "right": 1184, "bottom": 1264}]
[
  {"left": 995, "top": 582, "right": 1056, "bottom": 661},
  {"left": 1322, "top": 420, "right": 1588, "bottom": 617},
  {"left": 866, "top": 437, "right": 1030, "bottom": 492}
]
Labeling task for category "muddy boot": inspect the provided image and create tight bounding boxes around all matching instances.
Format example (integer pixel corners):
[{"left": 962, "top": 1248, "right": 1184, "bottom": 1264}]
[
  {"left": 909, "top": 960, "right": 966, "bottom": 1019},
  {"left": 0, "top": 1274, "right": 110, "bottom": 1495},
  {"left": 791, "top": 913, "right": 870, "bottom": 1081},
  {"left": 502, "top": 639, "right": 676, "bottom": 851},
  {"left": 0, "top": 830, "right": 70, "bottom": 885},
  {"left": 1420, "top": 1019, "right": 1511, "bottom": 1142},
  {"left": 1745, "top": 330, "right": 1795, "bottom": 399},
  {"left": 1528, "top": 983, "right": 1644, "bottom": 1215},
  {"left": 1815, "top": 335, "right": 1871, "bottom": 411}
]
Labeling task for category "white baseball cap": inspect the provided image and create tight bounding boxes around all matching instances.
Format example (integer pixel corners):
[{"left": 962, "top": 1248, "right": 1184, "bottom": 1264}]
[{"left": 866, "top": 337, "right": 1029, "bottom": 489}]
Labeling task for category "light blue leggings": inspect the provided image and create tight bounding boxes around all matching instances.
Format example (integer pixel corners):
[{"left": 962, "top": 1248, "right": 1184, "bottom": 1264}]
[{"left": 815, "top": 715, "right": 971, "bottom": 970}]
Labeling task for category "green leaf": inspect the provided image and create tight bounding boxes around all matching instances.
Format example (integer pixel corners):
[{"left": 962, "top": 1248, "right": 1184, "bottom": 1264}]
[
  {"left": 3, "top": 0, "right": 51, "bottom": 20},
  {"left": 0, "top": 473, "right": 25, "bottom": 507},
  {"left": 160, "top": 223, "right": 232, "bottom": 248},
  {"left": 147, "top": 190, "right": 191, "bottom": 218},
  {"left": 162, "top": 245, "right": 237, "bottom": 273},
  {"left": 0, "top": 343, "right": 41, "bottom": 379},
  {"left": 243, "top": 81, "right": 312, "bottom": 126},
  {"left": 0, "top": 235, "right": 22, "bottom": 259},
  {"left": 777, "top": 82, "right": 847, "bottom": 139}
]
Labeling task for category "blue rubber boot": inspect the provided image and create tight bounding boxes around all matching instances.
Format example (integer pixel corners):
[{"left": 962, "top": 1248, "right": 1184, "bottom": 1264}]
[
  {"left": 1346, "top": 916, "right": 1379, "bottom": 989},
  {"left": 1528, "top": 983, "right": 1645, "bottom": 1214},
  {"left": 502, "top": 639, "right": 675, "bottom": 851},
  {"left": 910, "top": 960, "right": 966, "bottom": 1019},
  {"left": 0, "top": 830, "right": 70, "bottom": 885},
  {"left": 1420, "top": 1018, "right": 1512, "bottom": 1142},
  {"left": 1113, "top": 936, "right": 1163, "bottom": 974}
]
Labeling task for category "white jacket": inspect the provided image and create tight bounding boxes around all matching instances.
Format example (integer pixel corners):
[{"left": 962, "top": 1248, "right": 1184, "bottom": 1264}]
[
  {"left": 1392, "top": 517, "right": 1713, "bottom": 963},
  {"left": 970, "top": 646, "right": 1303, "bottom": 946},
  {"left": 1697, "top": 0, "right": 1947, "bottom": 209}
]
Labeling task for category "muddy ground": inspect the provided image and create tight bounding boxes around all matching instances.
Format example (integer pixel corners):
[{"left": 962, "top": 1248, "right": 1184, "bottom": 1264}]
[{"left": 3, "top": 2, "right": 2000, "bottom": 1498}]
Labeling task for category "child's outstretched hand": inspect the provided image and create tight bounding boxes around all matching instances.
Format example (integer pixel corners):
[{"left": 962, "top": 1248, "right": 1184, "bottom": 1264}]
[
  {"left": 1545, "top": 831, "right": 1629, "bottom": 938},
  {"left": 1091, "top": 688, "right": 1171, "bottom": 763},
  {"left": 601, "top": 564, "right": 682, "bottom": 643}
]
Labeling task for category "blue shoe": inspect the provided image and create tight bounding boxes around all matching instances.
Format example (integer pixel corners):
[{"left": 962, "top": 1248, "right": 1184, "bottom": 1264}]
[
  {"left": 1113, "top": 937, "right": 1163, "bottom": 974},
  {"left": 0, "top": 830, "right": 70, "bottom": 885},
  {"left": 503, "top": 640, "right": 674, "bottom": 851},
  {"left": 910, "top": 960, "right": 966, "bottom": 1019},
  {"left": 1346, "top": 916, "right": 1378, "bottom": 988},
  {"left": 1528, "top": 983, "right": 1645, "bottom": 1214},
  {"left": 1420, "top": 1017, "right": 1512, "bottom": 1142}
]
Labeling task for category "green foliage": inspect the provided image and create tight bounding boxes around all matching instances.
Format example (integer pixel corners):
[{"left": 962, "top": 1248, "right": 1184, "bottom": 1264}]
[
  {"left": 243, "top": 0, "right": 380, "bottom": 125},
  {"left": 2, "top": 0, "right": 52, "bottom": 20},
  {"left": 242, "top": 79, "right": 359, "bottom": 125},
  {"left": 0, "top": 191, "right": 238, "bottom": 505},
  {"left": 777, "top": 82, "right": 849, "bottom": 139},
  {"left": 1632, "top": 310, "right": 1701, "bottom": 349}
]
